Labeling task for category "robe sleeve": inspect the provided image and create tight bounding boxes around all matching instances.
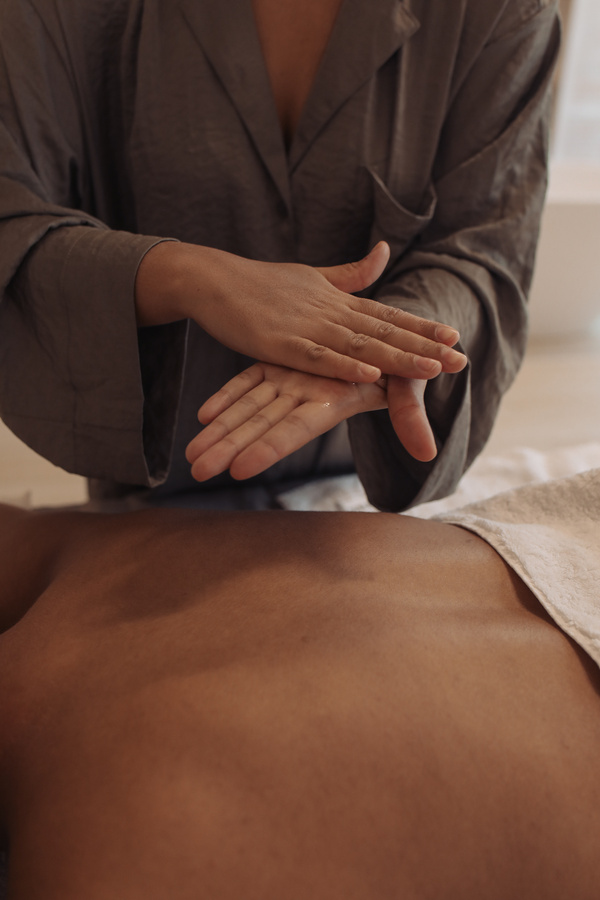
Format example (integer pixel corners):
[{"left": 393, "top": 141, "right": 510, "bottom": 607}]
[
  {"left": 0, "top": 0, "right": 184, "bottom": 486},
  {"left": 349, "top": 1, "right": 561, "bottom": 511}
]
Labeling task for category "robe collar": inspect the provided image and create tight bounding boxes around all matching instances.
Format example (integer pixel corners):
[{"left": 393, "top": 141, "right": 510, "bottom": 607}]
[{"left": 178, "top": 0, "right": 420, "bottom": 211}]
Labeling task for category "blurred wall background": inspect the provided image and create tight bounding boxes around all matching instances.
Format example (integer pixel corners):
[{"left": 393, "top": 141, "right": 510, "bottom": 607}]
[{"left": 529, "top": 0, "right": 600, "bottom": 336}]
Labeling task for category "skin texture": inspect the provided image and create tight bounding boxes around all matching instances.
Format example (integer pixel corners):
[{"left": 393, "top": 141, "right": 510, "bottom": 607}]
[
  {"left": 185, "top": 363, "right": 440, "bottom": 482},
  {"left": 138, "top": 243, "right": 465, "bottom": 477},
  {"left": 252, "top": 0, "right": 345, "bottom": 147},
  {"left": 134, "top": 240, "right": 464, "bottom": 384},
  {"left": 1, "top": 503, "right": 600, "bottom": 899}
]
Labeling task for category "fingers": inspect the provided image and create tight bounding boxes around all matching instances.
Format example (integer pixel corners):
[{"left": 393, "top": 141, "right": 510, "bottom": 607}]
[
  {"left": 187, "top": 363, "right": 389, "bottom": 482},
  {"left": 195, "top": 365, "right": 272, "bottom": 425},
  {"left": 187, "top": 388, "right": 342, "bottom": 482},
  {"left": 188, "top": 392, "right": 301, "bottom": 481},
  {"left": 317, "top": 241, "right": 390, "bottom": 294},
  {"left": 279, "top": 290, "right": 466, "bottom": 383},
  {"left": 338, "top": 317, "right": 466, "bottom": 378},
  {"left": 188, "top": 378, "right": 281, "bottom": 458},
  {"left": 286, "top": 326, "right": 465, "bottom": 384},
  {"left": 229, "top": 405, "right": 334, "bottom": 480},
  {"left": 387, "top": 376, "right": 437, "bottom": 462},
  {"left": 350, "top": 301, "right": 464, "bottom": 353},
  {"left": 277, "top": 339, "right": 383, "bottom": 383}
]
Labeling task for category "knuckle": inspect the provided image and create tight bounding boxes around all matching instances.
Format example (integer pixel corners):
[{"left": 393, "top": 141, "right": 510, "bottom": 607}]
[
  {"left": 416, "top": 337, "right": 437, "bottom": 356},
  {"left": 220, "top": 434, "right": 243, "bottom": 454},
  {"left": 206, "top": 421, "right": 228, "bottom": 441},
  {"left": 412, "top": 314, "right": 431, "bottom": 332},
  {"left": 238, "top": 369, "right": 256, "bottom": 385},
  {"left": 374, "top": 320, "right": 397, "bottom": 341},
  {"left": 238, "top": 395, "right": 261, "bottom": 414},
  {"left": 284, "top": 413, "right": 311, "bottom": 437},
  {"left": 250, "top": 412, "right": 272, "bottom": 429},
  {"left": 215, "top": 387, "right": 235, "bottom": 406},
  {"left": 352, "top": 298, "right": 372, "bottom": 314},
  {"left": 378, "top": 304, "right": 401, "bottom": 324},
  {"left": 349, "top": 332, "right": 370, "bottom": 353},
  {"left": 304, "top": 343, "right": 328, "bottom": 363},
  {"left": 279, "top": 393, "right": 302, "bottom": 410},
  {"left": 264, "top": 384, "right": 278, "bottom": 403},
  {"left": 392, "top": 307, "right": 428, "bottom": 331},
  {"left": 258, "top": 436, "right": 285, "bottom": 463}
]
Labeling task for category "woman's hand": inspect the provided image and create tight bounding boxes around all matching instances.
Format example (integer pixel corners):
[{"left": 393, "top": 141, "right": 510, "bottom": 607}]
[
  {"left": 185, "top": 364, "right": 442, "bottom": 483},
  {"left": 386, "top": 376, "right": 437, "bottom": 463},
  {"left": 136, "top": 241, "right": 466, "bottom": 384},
  {"left": 185, "top": 363, "right": 388, "bottom": 482}
]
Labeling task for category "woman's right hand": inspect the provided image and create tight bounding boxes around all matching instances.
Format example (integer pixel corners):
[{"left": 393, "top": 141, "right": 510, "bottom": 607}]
[{"left": 135, "top": 240, "right": 466, "bottom": 384}]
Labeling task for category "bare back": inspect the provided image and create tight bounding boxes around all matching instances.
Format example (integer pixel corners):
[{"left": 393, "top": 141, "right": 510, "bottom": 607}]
[{"left": 1, "top": 508, "right": 600, "bottom": 899}]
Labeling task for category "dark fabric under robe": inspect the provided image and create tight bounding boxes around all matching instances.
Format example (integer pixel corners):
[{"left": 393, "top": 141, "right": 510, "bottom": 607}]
[{"left": 0, "top": 0, "right": 560, "bottom": 510}]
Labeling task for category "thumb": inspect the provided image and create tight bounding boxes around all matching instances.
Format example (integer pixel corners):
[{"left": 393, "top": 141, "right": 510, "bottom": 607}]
[
  {"left": 388, "top": 376, "right": 438, "bottom": 462},
  {"left": 317, "top": 241, "right": 390, "bottom": 294}
]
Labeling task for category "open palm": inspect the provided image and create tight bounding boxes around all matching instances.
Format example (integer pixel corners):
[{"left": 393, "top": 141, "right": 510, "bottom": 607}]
[{"left": 186, "top": 363, "right": 436, "bottom": 483}]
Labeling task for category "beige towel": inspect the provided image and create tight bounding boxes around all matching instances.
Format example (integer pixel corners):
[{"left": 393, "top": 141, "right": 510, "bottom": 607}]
[{"left": 436, "top": 468, "right": 600, "bottom": 670}]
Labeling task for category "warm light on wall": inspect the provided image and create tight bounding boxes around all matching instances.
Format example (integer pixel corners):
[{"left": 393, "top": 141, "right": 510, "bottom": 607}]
[
  {"left": 528, "top": 0, "right": 600, "bottom": 338},
  {"left": 553, "top": 0, "right": 600, "bottom": 163}
]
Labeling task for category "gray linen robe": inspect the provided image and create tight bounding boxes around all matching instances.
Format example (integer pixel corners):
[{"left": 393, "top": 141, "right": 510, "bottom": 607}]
[{"left": 0, "top": 0, "right": 560, "bottom": 510}]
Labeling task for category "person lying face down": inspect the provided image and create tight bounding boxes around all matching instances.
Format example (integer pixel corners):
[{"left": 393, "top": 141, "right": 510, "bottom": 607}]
[{"left": 0, "top": 499, "right": 599, "bottom": 900}]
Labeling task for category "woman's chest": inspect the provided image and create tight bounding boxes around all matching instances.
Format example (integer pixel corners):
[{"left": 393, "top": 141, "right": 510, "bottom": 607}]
[
  {"left": 120, "top": 0, "right": 441, "bottom": 260},
  {"left": 251, "top": 0, "right": 345, "bottom": 147}
]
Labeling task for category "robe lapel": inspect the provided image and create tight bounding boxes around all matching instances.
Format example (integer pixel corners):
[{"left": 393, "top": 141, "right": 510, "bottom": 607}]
[
  {"left": 178, "top": 0, "right": 292, "bottom": 210},
  {"left": 289, "top": 0, "right": 420, "bottom": 171},
  {"left": 177, "top": 0, "right": 420, "bottom": 204}
]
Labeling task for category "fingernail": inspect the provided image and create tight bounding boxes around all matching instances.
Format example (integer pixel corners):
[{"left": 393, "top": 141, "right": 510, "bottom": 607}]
[
  {"left": 417, "top": 358, "right": 441, "bottom": 375},
  {"left": 436, "top": 325, "right": 459, "bottom": 343},
  {"left": 441, "top": 346, "right": 467, "bottom": 366}
]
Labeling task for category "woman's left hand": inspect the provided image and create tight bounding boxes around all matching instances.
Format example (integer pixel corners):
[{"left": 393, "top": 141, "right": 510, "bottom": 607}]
[
  {"left": 185, "top": 363, "right": 387, "bottom": 482},
  {"left": 385, "top": 375, "right": 437, "bottom": 463},
  {"left": 186, "top": 364, "right": 439, "bottom": 483}
]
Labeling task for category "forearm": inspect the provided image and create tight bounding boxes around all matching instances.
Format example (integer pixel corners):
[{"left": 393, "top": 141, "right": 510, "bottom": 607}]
[
  {"left": 1, "top": 225, "right": 185, "bottom": 485},
  {"left": 135, "top": 240, "right": 230, "bottom": 327},
  {"left": 0, "top": 1, "right": 188, "bottom": 487}
]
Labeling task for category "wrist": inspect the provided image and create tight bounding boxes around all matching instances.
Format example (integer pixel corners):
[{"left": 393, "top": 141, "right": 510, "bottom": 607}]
[
  {"left": 134, "top": 240, "right": 233, "bottom": 327},
  {"left": 134, "top": 240, "right": 185, "bottom": 326}
]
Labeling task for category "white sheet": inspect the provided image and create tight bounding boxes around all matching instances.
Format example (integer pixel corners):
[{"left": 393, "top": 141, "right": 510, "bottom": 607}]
[
  {"left": 278, "top": 442, "right": 600, "bottom": 516},
  {"left": 0, "top": 490, "right": 31, "bottom": 508}
]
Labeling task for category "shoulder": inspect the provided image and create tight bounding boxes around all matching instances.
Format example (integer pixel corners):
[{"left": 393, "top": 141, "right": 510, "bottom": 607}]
[
  {"left": 1, "top": 0, "right": 143, "bottom": 45},
  {"left": 490, "top": 0, "right": 559, "bottom": 41},
  {"left": 3, "top": 0, "right": 137, "bottom": 18},
  {"left": 0, "top": 0, "right": 146, "bottom": 80},
  {"left": 410, "top": 0, "right": 558, "bottom": 42}
]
